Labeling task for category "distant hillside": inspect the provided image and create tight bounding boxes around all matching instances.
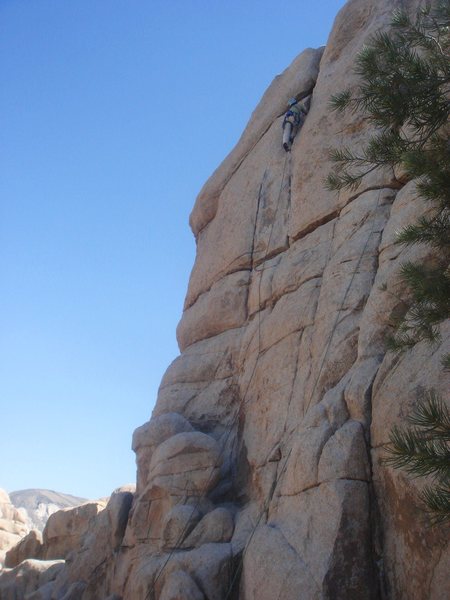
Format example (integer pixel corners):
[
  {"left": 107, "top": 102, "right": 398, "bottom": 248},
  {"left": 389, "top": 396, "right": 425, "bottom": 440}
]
[{"left": 10, "top": 489, "right": 87, "bottom": 532}]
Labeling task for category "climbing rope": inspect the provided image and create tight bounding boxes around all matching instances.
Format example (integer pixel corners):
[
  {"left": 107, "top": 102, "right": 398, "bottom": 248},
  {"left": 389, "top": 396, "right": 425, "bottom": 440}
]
[
  {"left": 224, "top": 187, "right": 385, "bottom": 599},
  {"left": 146, "top": 150, "right": 291, "bottom": 599},
  {"left": 239, "top": 151, "right": 291, "bottom": 388}
]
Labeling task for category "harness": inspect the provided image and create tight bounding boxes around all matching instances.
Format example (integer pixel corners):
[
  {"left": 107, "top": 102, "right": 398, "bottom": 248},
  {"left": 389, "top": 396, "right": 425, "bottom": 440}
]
[{"left": 282, "top": 103, "right": 306, "bottom": 128}]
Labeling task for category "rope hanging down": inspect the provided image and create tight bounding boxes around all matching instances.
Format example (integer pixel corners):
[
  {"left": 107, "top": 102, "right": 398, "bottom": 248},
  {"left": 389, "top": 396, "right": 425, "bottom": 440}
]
[
  {"left": 146, "top": 151, "right": 291, "bottom": 598},
  {"left": 224, "top": 187, "right": 385, "bottom": 600}
]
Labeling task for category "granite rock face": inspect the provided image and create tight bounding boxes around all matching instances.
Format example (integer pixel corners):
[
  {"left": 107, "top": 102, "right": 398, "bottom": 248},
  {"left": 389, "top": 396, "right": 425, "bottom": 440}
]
[
  {"left": 5, "top": 529, "right": 44, "bottom": 568},
  {"left": 42, "top": 499, "right": 108, "bottom": 561},
  {"left": 2, "top": 0, "right": 449, "bottom": 598},
  {"left": 0, "top": 559, "right": 65, "bottom": 600}
]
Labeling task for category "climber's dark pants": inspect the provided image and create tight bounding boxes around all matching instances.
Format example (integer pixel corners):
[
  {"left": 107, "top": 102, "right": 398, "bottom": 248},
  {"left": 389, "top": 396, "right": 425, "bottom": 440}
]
[
  {"left": 282, "top": 119, "right": 296, "bottom": 147},
  {"left": 282, "top": 114, "right": 303, "bottom": 149}
]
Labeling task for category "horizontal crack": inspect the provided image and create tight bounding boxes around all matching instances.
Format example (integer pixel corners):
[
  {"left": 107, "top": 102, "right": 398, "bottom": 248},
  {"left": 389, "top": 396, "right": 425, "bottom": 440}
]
[
  {"left": 184, "top": 263, "right": 252, "bottom": 310},
  {"left": 289, "top": 184, "right": 399, "bottom": 245},
  {"left": 290, "top": 209, "right": 339, "bottom": 244},
  {"left": 279, "top": 477, "right": 370, "bottom": 497}
]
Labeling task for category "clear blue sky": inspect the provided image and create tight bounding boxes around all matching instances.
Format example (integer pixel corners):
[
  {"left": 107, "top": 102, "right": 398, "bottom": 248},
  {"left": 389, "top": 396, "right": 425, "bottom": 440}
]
[{"left": 1, "top": 0, "right": 347, "bottom": 500}]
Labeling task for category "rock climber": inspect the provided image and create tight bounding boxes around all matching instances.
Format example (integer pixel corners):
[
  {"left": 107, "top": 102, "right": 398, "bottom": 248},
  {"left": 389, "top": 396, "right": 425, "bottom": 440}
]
[{"left": 282, "top": 97, "right": 308, "bottom": 152}]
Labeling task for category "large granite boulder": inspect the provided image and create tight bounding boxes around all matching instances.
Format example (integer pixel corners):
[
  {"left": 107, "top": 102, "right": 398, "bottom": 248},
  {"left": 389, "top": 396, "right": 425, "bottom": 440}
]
[
  {"left": 42, "top": 499, "right": 107, "bottom": 560},
  {"left": 5, "top": 529, "right": 43, "bottom": 568}
]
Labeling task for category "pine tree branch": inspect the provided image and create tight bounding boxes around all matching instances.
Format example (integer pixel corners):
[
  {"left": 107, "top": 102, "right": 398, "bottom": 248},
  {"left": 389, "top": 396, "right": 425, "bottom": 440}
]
[
  {"left": 396, "top": 213, "right": 450, "bottom": 248},
  {"left": 385, "top": 425, "right": 450, "bottom": 480},
  {"left": 420, "top": 485, "right": 450, "bottom": 524},
  {"left": 377, "top": 0, "right": 450, "bottom": 529},
  {"left": 407, "top": 391, "right": 450, "bottom": 441},
  {"left": 327, "top": 1, "right": 450, "bottom": 356}
]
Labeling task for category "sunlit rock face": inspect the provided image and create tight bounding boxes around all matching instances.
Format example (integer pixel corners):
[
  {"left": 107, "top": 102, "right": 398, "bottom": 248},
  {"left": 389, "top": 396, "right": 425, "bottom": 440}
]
[
  {"left": 1, "top": 0, "right": 448, "bottom": 598},
  {"left": 0, "top": 489, "right": 29, "bottom": 568}
]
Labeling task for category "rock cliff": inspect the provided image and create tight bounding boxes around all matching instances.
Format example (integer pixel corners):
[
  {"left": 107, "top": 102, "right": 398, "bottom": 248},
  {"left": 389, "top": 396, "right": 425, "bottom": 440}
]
[{"left": 1, "top": 0, "right": 448, "bottom": 598}]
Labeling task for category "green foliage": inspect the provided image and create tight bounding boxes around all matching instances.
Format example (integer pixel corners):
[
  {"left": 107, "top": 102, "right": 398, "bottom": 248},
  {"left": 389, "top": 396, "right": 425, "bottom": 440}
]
[
  {"left": 327, "top": 1, "right": 450, "bottom": 350},
  {"left": 420, "top": 485, "right": 450, "bottom": 524},
  {"left": 384, "top": 391, "right": 450, "bottom": 524},
  {"left": 386, "top": 262, "right": 450, "bottom": 348},
  {"left": 396, "top": 213, "right": 450, "bottom": 249},
  {"left": 327, "top": 3, "right": 450, "bottom": 525},
  {"left": 326, "top": 1, "right": 450, "bottom": 190}
]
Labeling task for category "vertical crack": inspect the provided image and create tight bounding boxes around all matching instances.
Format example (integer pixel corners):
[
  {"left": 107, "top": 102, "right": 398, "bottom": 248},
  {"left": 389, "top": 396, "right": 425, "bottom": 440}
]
[{"left": 249, "top": 169, "right": 269, "bottom": 270}]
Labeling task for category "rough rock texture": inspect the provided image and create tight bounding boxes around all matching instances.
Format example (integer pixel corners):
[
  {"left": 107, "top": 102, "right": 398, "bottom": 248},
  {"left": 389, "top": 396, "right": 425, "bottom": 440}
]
[
  {"left": 5, "top": 529, "right": 44, "bottom": 568},
  {"left": 0, "top": 488, "right": 29, "bottom": 568},
  {"left": 48, "top": 486, "right": 135, "bottom": 600},
  {"left": 1, "top": 0, "right": 449, "bottom": 598},
  {"left": 42, "top": 499, "right": 108, "bottom": 560},
  {"left": 0, "top": 559, "right": 64, "bottom": 600}
]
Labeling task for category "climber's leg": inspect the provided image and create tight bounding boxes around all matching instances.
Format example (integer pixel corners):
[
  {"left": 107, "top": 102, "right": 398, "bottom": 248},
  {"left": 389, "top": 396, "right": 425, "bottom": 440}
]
[
  {"left": 290, "top": 123, "right": 298, "bottom": 144},
  {"left": 283, "top": 121, "right": 292, "bottom": 152}
]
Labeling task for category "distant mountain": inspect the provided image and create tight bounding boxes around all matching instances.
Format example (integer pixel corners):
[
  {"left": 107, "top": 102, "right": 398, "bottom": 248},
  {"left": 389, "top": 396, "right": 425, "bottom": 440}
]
[{"left": 10, "top": 489, "right": 87, "bottom": 532}]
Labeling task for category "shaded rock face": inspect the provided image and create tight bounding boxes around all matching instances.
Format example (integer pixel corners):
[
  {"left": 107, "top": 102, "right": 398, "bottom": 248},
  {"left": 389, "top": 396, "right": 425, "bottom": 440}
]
[
  {"left": 0, "top": 559, "right": 65, "bottom": 600},
  {"left": 5, "top": 529, "right": 44, "bottom": 568},
  {"left": 0, "top": 488, "right": 135, "bottom": 600},
  {"left": 1, "top": 0, "right": 449, "bottom": 598}
]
